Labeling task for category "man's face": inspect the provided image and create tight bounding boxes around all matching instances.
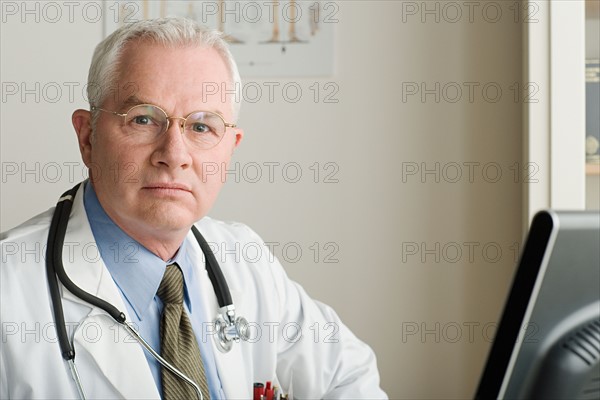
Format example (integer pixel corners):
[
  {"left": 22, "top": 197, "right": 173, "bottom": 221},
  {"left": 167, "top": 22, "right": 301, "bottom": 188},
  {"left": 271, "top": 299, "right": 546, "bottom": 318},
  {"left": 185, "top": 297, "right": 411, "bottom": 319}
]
[{"left": 76, "top": 41, "right": 242, "bottom": 237}]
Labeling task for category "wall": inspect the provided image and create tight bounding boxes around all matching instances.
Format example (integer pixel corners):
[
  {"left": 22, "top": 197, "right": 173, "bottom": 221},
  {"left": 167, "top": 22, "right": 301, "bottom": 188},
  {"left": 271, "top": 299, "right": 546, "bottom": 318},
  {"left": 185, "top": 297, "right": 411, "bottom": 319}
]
[{"left": 0, "top": 1, "right": 523, "bottom": 397}]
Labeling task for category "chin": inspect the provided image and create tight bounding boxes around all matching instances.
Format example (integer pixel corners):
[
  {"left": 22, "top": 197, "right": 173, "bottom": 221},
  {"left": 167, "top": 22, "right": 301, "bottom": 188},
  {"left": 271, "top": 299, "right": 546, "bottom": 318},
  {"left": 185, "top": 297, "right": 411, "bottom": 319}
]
[{"left": 136, "top": 204, "right": 198, "bottom": 232}]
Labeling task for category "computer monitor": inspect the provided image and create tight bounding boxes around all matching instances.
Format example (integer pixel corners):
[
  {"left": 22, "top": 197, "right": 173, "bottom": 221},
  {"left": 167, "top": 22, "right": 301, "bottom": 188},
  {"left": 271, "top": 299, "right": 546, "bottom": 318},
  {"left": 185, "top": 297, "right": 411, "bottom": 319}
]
[{"left": 475, "top": 210, "right": 600, "bottom": 399}]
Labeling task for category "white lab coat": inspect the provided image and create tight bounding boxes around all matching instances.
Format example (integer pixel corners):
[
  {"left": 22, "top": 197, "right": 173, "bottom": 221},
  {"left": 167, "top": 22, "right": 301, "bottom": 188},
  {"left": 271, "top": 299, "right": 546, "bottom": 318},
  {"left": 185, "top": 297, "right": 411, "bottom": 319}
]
[{"left": 0, "top": 184, "right": 386, "bottom": 399}]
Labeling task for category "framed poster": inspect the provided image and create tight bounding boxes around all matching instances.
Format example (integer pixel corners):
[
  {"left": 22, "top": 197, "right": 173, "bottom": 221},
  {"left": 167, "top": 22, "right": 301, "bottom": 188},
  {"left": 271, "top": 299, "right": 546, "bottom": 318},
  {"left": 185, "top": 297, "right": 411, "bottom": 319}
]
[{"left": 103, "top": 0, "right": 337, "bottom": 77}]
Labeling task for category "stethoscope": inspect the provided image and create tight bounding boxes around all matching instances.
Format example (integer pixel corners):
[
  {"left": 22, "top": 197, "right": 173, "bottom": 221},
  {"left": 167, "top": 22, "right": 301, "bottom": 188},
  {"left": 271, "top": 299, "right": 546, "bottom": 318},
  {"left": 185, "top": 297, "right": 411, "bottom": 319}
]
[{"left": 46, "top": 182, "right": 250, "bottom": 400}]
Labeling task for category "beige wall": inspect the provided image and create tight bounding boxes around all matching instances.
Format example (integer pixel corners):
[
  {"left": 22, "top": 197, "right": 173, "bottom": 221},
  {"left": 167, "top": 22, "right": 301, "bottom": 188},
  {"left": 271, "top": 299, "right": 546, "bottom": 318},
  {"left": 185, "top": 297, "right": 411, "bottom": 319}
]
[{"left": 0, "top": 1, "right": 523, "bottom": 397}]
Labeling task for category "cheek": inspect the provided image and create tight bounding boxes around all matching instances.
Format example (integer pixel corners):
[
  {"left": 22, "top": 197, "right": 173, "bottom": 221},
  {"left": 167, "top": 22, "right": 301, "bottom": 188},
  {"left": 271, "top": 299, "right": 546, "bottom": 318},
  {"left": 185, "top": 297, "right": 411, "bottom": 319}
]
[
  {"left": 194, "top": 148, "right": 235, "bottom": 186},
  {"left": 194, "top": 162, "right": 226, "bottom": 189},
  {"left": 89, "top": 140, "right": 147, "bottom": 187}
]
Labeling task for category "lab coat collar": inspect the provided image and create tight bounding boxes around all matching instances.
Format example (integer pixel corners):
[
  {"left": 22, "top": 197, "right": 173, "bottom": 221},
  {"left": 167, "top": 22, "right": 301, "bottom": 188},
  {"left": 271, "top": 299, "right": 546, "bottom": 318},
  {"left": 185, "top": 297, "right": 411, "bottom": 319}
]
[{"left": 60, "top": 183, "right": 160, "bottom": 399}]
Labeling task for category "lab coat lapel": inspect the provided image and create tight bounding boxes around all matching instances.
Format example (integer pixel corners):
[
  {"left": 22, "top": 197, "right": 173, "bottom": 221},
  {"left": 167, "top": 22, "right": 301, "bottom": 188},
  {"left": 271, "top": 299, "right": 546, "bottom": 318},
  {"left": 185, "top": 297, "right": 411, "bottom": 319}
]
[
  {"left": 59, "top": 183, "right": 108, "bottom": 309},
  {"left": 60, "top": 183, "right": 159, "bottom": 399},
  {"left": 187, "top": 229, "right": 251, "bottom": 399}
]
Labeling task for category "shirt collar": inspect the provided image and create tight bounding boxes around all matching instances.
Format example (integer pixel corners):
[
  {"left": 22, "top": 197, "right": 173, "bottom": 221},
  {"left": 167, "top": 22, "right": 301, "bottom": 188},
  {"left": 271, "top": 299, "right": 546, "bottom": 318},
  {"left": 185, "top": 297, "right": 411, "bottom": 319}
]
[{"left": 83, "top": 181, "right": 194, "bottom": 320}]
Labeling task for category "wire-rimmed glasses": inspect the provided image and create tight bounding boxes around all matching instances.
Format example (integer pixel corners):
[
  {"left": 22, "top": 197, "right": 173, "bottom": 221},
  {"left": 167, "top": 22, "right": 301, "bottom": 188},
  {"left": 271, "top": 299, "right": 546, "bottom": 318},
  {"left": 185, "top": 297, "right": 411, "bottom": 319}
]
[{"left": 91, "top": 104, "right": 236, "bottom": 149}]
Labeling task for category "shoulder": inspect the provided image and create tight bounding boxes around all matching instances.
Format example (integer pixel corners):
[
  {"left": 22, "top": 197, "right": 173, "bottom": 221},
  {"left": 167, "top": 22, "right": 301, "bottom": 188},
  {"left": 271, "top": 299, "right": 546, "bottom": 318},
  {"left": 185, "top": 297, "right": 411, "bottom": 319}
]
[
  {"left": 1, "top": 207, "right": 55, "bottom": 264},
  {"left": 1, "top": 208, "right": 57, "bottom": 320},
  {"left": 192, "top": 216, "right": 285, "bottom": 289}
]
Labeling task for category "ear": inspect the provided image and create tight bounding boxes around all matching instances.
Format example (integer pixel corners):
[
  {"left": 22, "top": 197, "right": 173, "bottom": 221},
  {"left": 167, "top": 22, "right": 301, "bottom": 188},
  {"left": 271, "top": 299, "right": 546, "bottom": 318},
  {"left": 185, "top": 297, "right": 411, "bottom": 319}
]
[
  {"left": 72, "top": 109, "right": 93, "bottom": 167},
  {"left": 233, "top": 128, "right": 243, "bottom": 149}
]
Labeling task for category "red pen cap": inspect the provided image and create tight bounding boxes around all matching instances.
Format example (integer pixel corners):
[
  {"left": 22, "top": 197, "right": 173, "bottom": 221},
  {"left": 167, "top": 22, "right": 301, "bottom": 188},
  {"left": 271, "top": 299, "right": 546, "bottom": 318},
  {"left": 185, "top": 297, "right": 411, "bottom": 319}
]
[{"left": 253, "top": 382, "right": 265, "bottom": 400}]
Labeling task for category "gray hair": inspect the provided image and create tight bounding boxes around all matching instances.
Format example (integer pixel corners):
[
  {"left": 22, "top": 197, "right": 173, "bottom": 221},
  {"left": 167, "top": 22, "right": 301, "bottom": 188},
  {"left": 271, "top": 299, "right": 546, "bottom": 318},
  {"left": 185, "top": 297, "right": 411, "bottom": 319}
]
[{"left": 87, "top": 17, "right": 242, "bottom": 130}]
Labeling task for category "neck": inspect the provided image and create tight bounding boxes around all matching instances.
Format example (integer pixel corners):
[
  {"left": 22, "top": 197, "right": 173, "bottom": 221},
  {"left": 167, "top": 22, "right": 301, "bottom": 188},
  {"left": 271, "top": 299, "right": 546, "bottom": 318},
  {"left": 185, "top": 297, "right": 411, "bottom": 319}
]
[{"left": 118, "top": 223, "right": 188, "bottom": 262}]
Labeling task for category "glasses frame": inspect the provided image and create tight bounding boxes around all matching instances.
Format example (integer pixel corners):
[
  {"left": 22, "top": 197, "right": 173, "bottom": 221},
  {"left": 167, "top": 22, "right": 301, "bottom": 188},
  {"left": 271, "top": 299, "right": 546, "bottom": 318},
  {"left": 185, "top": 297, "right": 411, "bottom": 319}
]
[{"left": 91, "top": 104, "right": 237, "bottom": 149}]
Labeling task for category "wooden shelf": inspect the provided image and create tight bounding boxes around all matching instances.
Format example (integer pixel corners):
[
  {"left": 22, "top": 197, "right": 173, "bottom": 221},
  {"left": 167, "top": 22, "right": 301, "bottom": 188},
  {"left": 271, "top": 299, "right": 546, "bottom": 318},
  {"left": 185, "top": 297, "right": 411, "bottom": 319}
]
[{"left": 586, "top": 163, "right": 600, "bottom": 175}]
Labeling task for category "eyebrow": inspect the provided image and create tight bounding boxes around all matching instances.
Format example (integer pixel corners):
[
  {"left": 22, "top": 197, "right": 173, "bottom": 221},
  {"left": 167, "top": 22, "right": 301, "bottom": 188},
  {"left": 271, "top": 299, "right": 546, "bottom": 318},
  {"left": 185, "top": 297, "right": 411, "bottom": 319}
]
[
  {"left": 120, "top": 95, "right": 151, "bottom": 110},
  {"left": 119, "top": 95, "right": 228, "bottom": 118}
]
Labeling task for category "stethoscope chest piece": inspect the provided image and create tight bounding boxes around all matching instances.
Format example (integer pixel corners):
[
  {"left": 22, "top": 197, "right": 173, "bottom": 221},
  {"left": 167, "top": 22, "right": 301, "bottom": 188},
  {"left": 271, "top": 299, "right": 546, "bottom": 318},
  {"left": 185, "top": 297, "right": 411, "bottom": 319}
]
[{"left": 214, "top": 305, "right": 250, "bottom": 353}]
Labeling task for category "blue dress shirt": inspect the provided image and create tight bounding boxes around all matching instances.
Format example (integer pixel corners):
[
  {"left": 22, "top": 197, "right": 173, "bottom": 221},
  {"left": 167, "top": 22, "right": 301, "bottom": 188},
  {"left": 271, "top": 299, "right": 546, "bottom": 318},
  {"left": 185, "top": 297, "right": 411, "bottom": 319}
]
[{"left": 83, "top": 182, "right": 225, "bottom": 399}]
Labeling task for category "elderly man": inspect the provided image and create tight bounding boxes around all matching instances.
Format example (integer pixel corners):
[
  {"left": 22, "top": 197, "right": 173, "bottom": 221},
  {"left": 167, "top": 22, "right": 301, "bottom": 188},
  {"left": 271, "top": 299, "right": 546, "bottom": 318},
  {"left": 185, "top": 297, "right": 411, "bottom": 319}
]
[{"left": 0, "top": 18, "right": 386, "bottom": 399}]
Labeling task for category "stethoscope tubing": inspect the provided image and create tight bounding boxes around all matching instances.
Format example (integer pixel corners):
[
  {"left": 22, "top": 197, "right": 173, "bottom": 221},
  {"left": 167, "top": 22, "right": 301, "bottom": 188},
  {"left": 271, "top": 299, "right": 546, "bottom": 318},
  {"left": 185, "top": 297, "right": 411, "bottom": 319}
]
[
  {"left": 67, "top": 359, "right": 86, "bottom": 399},
  {"left": 50, "top": 184, "right": 127, "bottom": 323},
  {"left": 46, "top": 184, "right": 128, "bottom": 358},
  {"left": 191, "top": 225, "right": 232, "bottom": 307},
  {"left": 46, "top": 188, "right": 76, "bottom": 361}
]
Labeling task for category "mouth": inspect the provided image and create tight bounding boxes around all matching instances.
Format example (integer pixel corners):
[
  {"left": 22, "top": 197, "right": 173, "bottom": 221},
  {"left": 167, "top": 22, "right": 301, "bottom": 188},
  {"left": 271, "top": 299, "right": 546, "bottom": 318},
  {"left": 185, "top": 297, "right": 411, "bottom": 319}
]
[{"left": 142, "top": 183, "right": 192, "bottom": 195}]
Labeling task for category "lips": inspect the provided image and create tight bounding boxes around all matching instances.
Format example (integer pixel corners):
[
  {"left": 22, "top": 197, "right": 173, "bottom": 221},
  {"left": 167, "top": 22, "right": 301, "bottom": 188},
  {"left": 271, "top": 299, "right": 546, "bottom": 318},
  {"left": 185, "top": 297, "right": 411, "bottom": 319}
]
[{"left": 143, "top": 183, "right": 192, "bottom": 192}]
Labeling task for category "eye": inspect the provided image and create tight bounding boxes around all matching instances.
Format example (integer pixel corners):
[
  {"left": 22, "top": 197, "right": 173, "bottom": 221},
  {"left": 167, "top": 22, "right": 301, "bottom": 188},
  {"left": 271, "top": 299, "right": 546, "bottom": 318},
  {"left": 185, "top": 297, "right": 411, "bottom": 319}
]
[
  {"left": 190, "top": 122, "right": 211, "bottom": 133},
  {"left": 132, "top": 115, "right": 153, "bottom": 125}
]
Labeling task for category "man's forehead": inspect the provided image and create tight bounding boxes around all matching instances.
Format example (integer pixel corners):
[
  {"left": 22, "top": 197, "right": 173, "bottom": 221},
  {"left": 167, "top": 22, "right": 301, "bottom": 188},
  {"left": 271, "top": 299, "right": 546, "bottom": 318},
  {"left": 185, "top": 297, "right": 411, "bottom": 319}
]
[
  {"left": 108, "top": 42, "right": 234, "bottom": 113},
  {"left": 115, "top": 42, "right": 231, "bottom": 82},
  {"left": 117, "top": 39, "right": 227, "bottom": 72}
]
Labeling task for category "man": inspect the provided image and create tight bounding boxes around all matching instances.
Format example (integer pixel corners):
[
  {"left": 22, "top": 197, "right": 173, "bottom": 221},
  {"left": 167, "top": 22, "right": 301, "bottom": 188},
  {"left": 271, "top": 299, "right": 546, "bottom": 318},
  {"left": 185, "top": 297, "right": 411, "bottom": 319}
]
[{"left": 0, "top": 18, "right": 386, "bottom": 399}]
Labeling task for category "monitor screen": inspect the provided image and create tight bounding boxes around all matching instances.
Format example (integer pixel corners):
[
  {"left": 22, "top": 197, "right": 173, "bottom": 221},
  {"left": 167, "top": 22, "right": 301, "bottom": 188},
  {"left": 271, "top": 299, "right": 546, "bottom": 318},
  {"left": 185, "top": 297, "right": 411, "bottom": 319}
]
[{"left": 475, "top": 210, "right": 600, "bottom": 399}]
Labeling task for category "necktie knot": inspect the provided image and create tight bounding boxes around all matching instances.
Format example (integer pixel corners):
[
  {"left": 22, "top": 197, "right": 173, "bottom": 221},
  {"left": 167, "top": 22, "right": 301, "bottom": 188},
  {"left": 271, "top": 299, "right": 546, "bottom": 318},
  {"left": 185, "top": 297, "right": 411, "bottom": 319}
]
[{"left": 157, "top": 263, "right": 184, "bottom": 305}]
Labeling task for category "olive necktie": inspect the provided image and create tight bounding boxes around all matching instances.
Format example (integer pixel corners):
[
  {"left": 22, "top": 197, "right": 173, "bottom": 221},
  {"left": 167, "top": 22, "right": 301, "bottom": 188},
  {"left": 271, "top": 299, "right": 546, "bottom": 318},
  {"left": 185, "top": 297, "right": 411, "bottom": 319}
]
[{"left": 157, "top": 263, "right": 210, "bottom": 400}]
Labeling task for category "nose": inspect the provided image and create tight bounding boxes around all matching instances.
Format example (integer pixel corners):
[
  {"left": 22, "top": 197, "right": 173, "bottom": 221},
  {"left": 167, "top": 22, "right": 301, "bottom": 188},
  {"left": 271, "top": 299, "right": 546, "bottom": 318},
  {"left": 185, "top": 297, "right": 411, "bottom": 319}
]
[{"left": 150, "top": 117, "right": 193, "bottom": 170}]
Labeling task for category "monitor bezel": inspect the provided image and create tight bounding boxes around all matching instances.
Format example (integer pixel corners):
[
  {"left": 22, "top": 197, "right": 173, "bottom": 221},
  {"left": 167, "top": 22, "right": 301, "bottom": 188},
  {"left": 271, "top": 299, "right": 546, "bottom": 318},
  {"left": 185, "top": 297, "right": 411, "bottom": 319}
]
[{"left": 474, "top": 210, "right": 556, "bottom": 398}]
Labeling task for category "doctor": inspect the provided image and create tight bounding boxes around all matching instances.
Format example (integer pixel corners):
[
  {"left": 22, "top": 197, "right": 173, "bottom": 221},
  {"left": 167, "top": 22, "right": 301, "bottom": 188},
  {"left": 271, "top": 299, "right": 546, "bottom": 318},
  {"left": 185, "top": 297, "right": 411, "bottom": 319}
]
[{"left": 0, "top": 18, "right": 386, "bottom": 399}]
